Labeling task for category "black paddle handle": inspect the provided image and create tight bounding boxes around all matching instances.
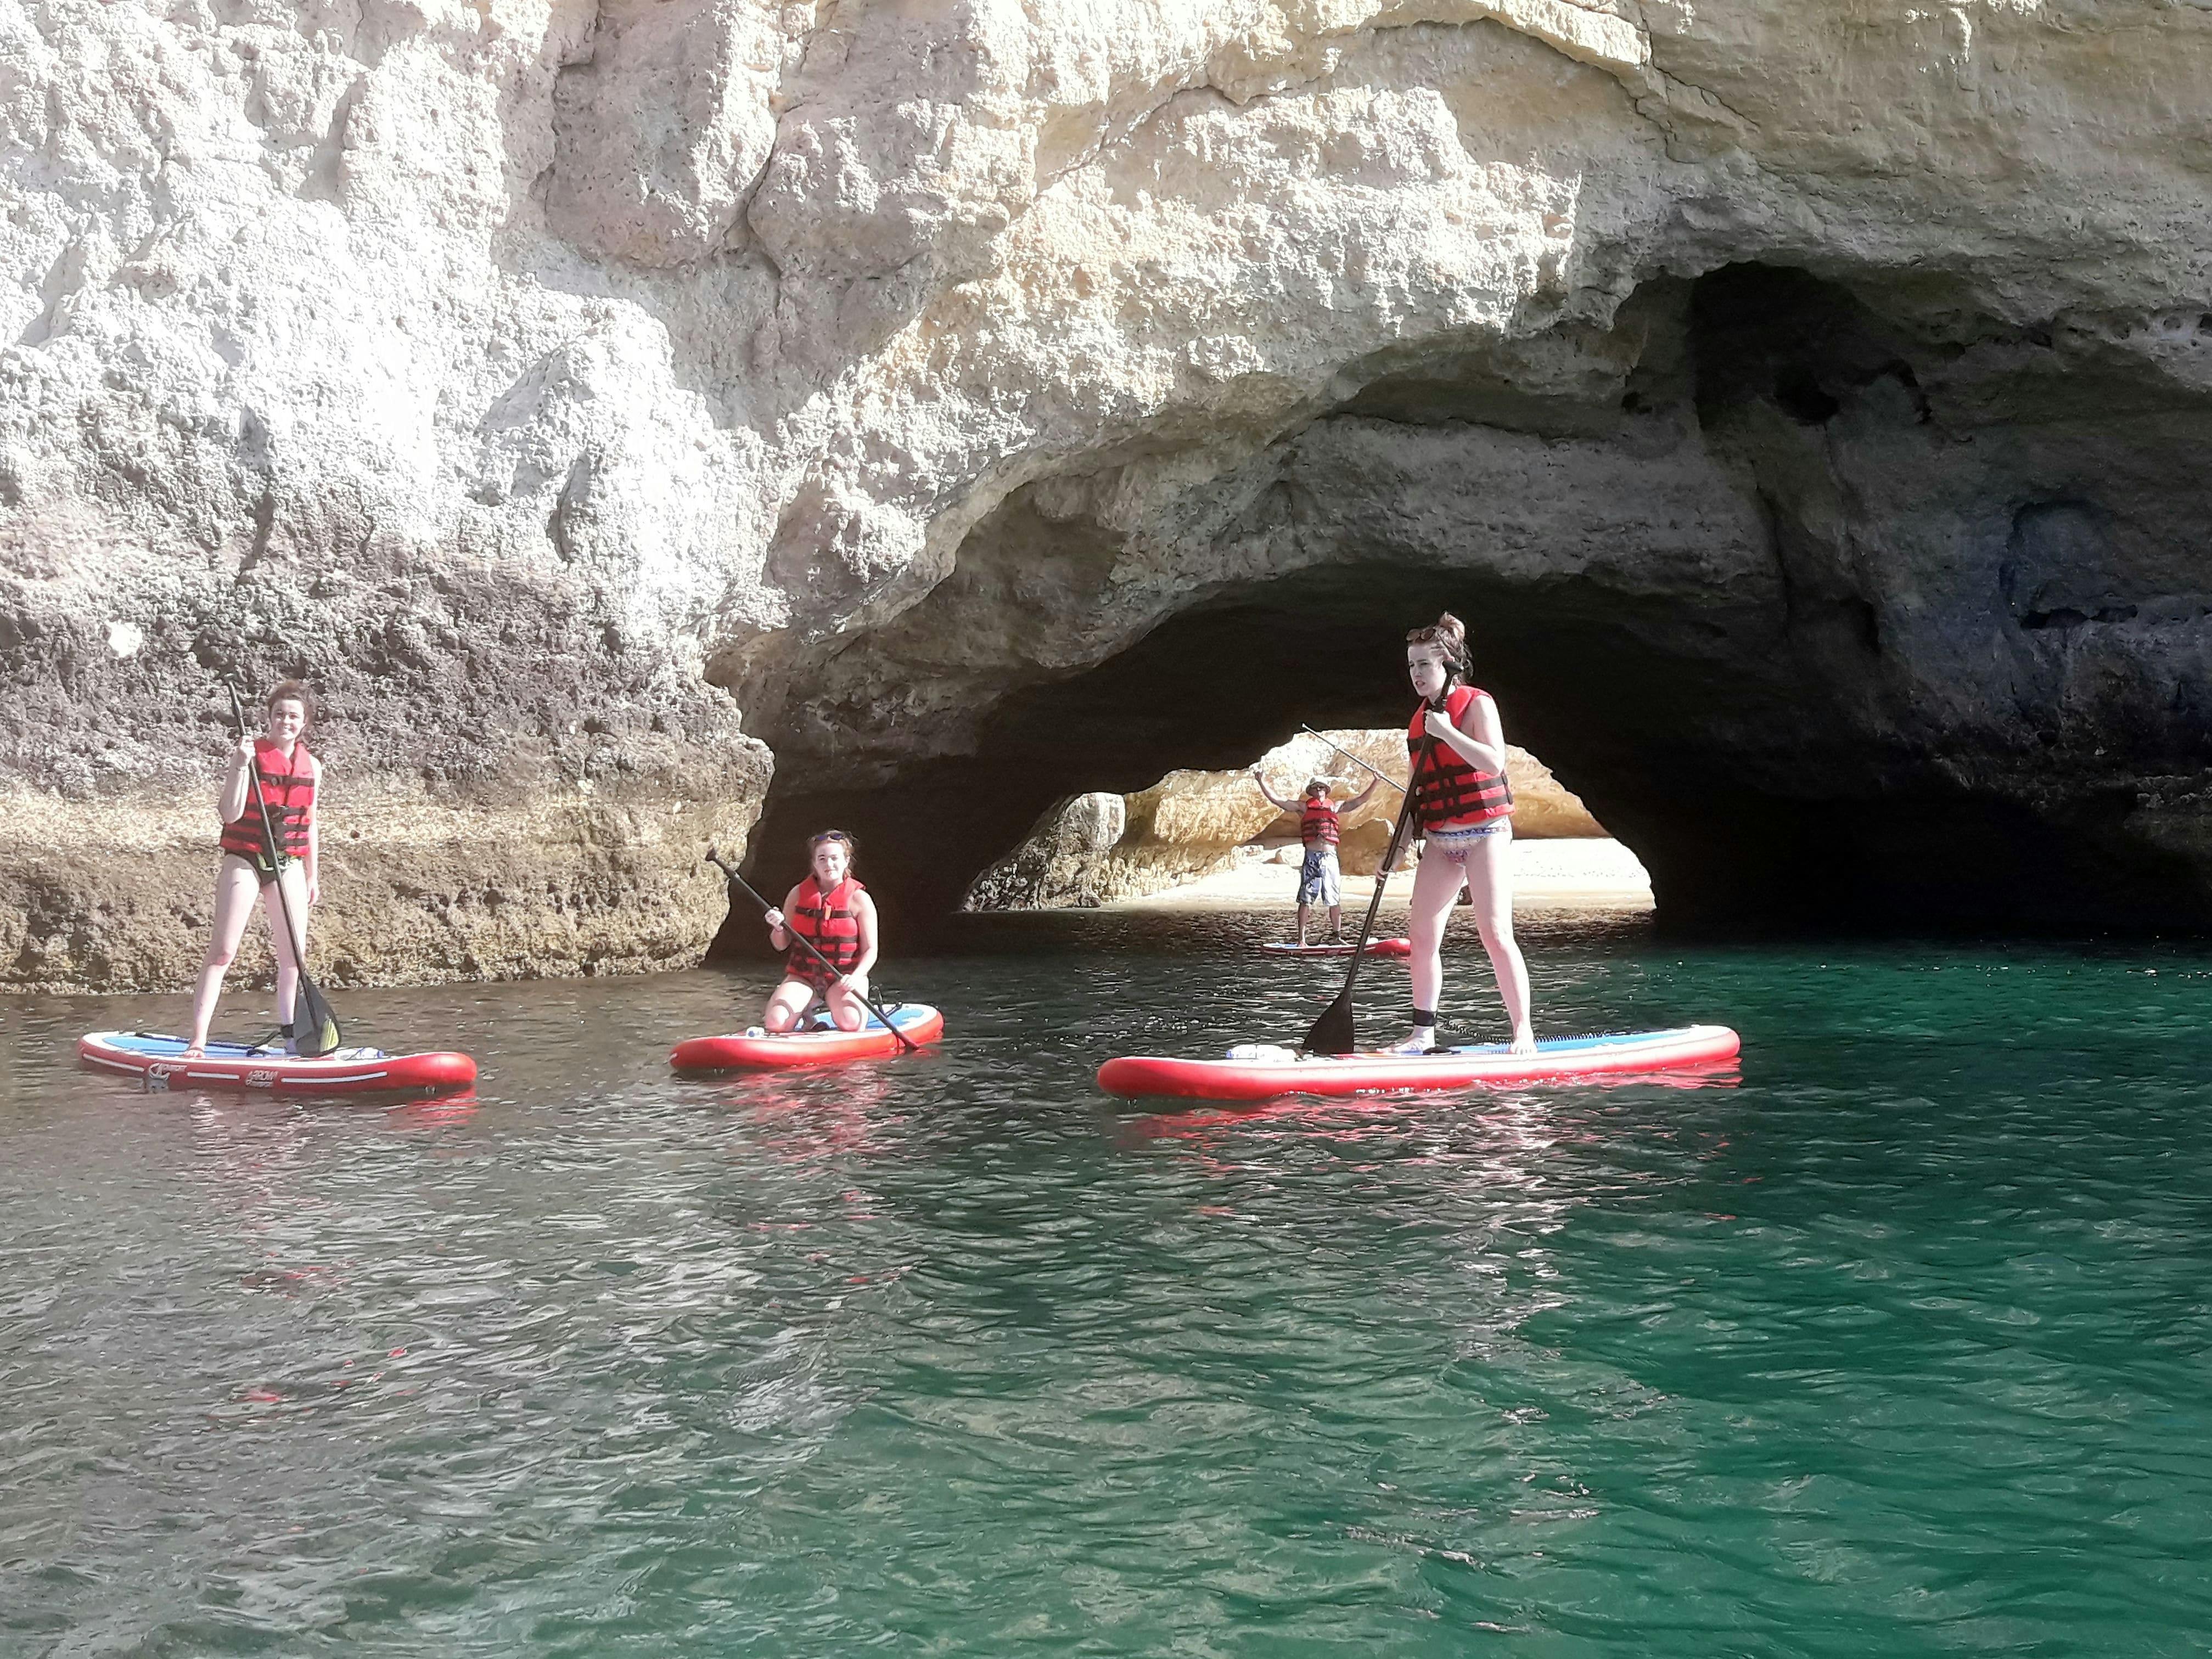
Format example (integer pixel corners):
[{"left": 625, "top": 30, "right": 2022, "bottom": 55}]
[{"left": 704, "top": 848, "right": 918, "bottom": 1052}]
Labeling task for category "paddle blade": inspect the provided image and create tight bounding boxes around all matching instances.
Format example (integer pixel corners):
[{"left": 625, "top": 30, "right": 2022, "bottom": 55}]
[
  {"left": 1304, "top": 987, "right": 1357, "bottom": 1056},
  {"left": 291, "top": 976, "right": 343, "bottom": 1057}
]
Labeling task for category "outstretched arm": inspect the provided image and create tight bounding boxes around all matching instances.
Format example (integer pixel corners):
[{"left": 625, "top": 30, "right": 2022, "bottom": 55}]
[
  {"left": 1250, "top": 771, "right": 1296, "bottom": 813},
  {"left": 1346, "top": 777, "right": 1381, "bottom": 812}
]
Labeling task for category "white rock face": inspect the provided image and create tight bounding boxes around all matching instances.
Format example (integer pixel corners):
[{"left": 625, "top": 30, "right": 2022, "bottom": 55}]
[{"left": 6, "top": 0, "right": 2212, "bottom": 983}]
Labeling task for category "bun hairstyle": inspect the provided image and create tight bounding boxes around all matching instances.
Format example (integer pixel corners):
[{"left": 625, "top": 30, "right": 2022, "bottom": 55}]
[
  {"left": 265, "top": 679, "right": 315, "bottom": 724},
  {"left": 1405, "top": 612, "right": 1471, "bottom": 681}
]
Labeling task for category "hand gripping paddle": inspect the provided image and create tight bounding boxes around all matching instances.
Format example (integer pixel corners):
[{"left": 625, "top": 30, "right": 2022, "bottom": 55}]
[
  {"left": 705, "top": 847, "right": 919, "bottom": 1053},
  {"left": 1301, "top": 738, "right": 1429, "bottom": 1058},
  {"left": 227, "top": 683, "right": 342, "bottom": 1056}
]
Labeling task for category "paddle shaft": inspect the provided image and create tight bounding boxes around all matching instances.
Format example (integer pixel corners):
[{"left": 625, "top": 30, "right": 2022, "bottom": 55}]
[
  {"left": 226, "top": 684, "right": 338, "bottom": 1053},
  {"left": 1302, "top": 739, "right": 1429, "bottom": 1055},
  {"left": 1296, "top": 727, "right": 1405, "bottom": 794},
  {"left": 707, "top": 850, "right": 918, "bottom": 1051}
]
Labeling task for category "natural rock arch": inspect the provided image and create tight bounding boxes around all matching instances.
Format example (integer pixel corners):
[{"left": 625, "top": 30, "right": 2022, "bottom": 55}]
[{"left": 735, "top": 262, "right": 2212, "bottom": 947}]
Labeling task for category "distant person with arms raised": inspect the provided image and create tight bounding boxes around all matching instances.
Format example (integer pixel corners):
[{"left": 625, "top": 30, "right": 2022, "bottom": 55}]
[{"left": 1253, "top": 768, "right": 1380, "bottom": 946}]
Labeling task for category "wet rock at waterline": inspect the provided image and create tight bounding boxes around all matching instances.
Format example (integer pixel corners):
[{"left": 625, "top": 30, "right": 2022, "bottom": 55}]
[{"left": 9, "top": 1, "right": 2212, "bottom": 987}]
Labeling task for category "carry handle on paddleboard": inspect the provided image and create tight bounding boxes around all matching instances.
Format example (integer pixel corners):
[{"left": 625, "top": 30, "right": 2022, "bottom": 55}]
[
  {"left": 1298, "top": 726, "right": 1406, "bottom": 794},
  {"left": 704, "top": 847, "right": 919, "bottom": 1053},
  {"left": 226, "top": 683, "right": 343, "bottom": 1057},
  {"left": 1300, "top": 738, "right": 1428, "bottom": 1057}
]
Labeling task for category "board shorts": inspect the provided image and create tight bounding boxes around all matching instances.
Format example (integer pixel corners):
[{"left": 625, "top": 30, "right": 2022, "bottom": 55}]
[
  {"left": 1423, "top": 818, "right": 1511, "bottom": 865},
  {"left": 1296, "top": 845, "right": 1341, "bottom": 907}
]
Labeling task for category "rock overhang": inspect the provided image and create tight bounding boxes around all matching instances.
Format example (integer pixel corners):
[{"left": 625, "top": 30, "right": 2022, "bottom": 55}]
[{"left": 5, "top": 0, "right": 2212, "bottom": 987}]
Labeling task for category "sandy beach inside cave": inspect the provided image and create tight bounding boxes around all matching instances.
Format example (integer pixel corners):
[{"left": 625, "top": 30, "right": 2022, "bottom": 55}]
[{"left": 1112, "top": 837, "right": 1653, "bottom": 913}]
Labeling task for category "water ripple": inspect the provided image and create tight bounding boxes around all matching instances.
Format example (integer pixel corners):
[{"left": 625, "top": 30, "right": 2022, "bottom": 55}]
[{"left": 3, "top": 921, "right": 2209, "bottom": 1652}]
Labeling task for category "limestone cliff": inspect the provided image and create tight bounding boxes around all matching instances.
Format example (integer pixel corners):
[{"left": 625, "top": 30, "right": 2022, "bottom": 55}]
[{"left": 7, "top": 0, "right": 2212, "bottom": 987}]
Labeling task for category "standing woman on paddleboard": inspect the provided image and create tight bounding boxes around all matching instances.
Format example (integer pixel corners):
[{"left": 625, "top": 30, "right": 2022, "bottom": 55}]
[
  {"left": 761, "top": 830, "right": 880, "bottom": 1033},
  {"left": 1399, "top": 615, "right": 1536, "bottom": 1056},
  {"left": 183, "top": 681, "right": 321, "bottom": 1057}
]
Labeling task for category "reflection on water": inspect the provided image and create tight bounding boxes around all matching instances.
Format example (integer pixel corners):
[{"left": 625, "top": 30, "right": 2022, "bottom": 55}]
[{"left": 4, "top": 908, "right": 2211, "bottom": 1654}]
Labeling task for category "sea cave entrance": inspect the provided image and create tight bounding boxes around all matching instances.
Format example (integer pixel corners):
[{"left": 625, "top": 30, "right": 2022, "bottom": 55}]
[{"left": 725, "top": 556, "right": 1768, "bottom": 954}]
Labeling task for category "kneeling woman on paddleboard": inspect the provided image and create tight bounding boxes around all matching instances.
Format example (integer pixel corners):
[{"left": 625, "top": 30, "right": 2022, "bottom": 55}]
[
  {"left": 761, "top": 830, "right": 880, "bottom": 1033},
  {"left": 1400, "top": 615, "right": 1536, "bottom": 1056},
  {"left": 183, "top": 681, "right": 321, "bottom": 1058}
]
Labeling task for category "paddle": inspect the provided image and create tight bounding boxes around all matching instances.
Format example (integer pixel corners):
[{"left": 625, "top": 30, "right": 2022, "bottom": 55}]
[
  {"left": 704, "top": 847, "right": 919, "bottom": 1052},
  {"left": 1299, "top": 726, "right": 1405, "bottom": 794},
  {"left": 226, "top": 683, "right": 341, "bottom": 1056},
  {"left": 1301, "top": 738, "right": 1430, "bottom": 1057}
]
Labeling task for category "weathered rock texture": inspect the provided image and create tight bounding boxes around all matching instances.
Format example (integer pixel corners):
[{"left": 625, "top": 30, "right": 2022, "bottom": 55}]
[
  {"left": 964, "top": 728, "right": 1600, "bottom": 908},
  {"left": 8, "top": 0, "right": 2212, "bottom": 986}
]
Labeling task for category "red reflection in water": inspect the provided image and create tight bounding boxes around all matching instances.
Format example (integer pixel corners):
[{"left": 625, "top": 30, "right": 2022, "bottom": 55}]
[
  {"left": 705, "top": 1065, "right": 907, "bottom": 1163},
  {"left": 1116, "top": 1060, "right": 1741, "bottom": 1148},
  {"left": 385, "top": 1088, "right": 481, "bottom": 1129}
]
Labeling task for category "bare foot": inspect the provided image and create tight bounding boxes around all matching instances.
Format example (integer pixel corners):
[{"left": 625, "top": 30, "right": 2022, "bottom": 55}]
[
  {"left": 181, "top": 1044, "right": 204, "bottom": 1059},
  {"left": 1508, "top": 1028, "right": 1537, "bottom": 1058}
]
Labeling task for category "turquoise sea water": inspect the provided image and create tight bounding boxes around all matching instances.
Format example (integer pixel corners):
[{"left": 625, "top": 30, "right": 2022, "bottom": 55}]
[{"left": 3, "top": 908, "right": 2209, "bottom": 1655}]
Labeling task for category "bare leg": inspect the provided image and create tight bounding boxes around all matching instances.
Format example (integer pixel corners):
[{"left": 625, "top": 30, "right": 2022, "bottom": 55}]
[
  {"left": 824, "top": 974, "right": 871, "bottom": 1032},
  {"left": 1294, "top": 899, "right": 1311, "bottom": 947},
  {"left": 763, "top": 980, "right": 816, "bottom": 1032},
  {"left": 1405, "top": 842, "right": 1464, "bottom": 1021},
  {"left": 1463, "top": 826, "right": 1535, "bottom": 1054},
  {"left": 266, "top": 862, "right": 309, "bottom": 1038},
  {"left": 186, "top": 858, "right": 262, "bottom": 1054}
]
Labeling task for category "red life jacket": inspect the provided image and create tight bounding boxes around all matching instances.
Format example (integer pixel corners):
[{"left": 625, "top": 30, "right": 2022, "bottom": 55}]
[
  {"left": 1300, "top": 797, "right": 1340, "bottom": 845},
  {"left": 786, "top": 875, "right": 867, "bottom": 988},
  {"left": 1408, "top": 687, "right": 1513, "bottom": 830},
  {"left": 218, "top": 738, "right": 315, "bottom": 869}
]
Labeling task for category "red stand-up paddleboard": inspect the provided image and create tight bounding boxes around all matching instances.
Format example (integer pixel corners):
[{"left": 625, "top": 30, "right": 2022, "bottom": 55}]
[
  {"left": 671, "top": 1003, "right": 945, "bottom": 1071},
  {"left": 1098, "top": 1025, "right": 1740, "bottom": 1103},
  {"left": 1260, "top": 937, "right": 1413, "bottom": 959},
  {"left": 78, "top": 1031, "right": 477, "bottom": 1096}
]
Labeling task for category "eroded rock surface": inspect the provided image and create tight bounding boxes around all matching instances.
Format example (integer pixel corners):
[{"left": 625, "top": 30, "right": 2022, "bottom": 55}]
[
  {"left": 7, "top": 0, "right": 2212, "bottom": 986},
  {"left": 963, "top": 729, "right": 1602, "bottom": 909}
]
